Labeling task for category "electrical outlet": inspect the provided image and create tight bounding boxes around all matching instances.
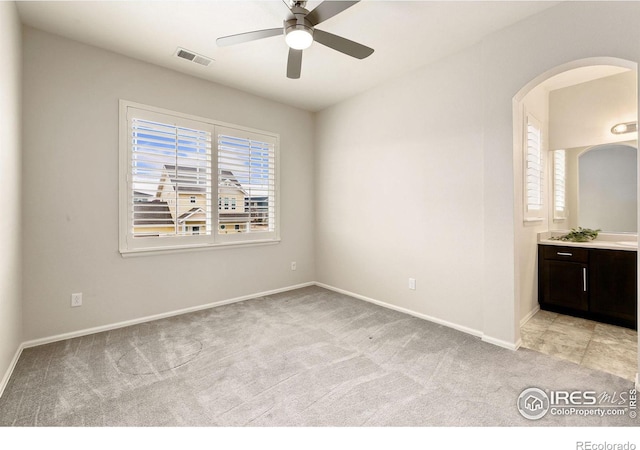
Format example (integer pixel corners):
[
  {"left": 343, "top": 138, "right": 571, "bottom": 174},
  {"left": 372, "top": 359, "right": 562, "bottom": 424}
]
[
  {"left": 408, "top": 278, "right": 416, "bottom": 290},
  {"left": 71, "top": 293, "right": 83, "bottom": 307},
  {"left": 291, "top": 261, "right": 297, "bottom": 271}
]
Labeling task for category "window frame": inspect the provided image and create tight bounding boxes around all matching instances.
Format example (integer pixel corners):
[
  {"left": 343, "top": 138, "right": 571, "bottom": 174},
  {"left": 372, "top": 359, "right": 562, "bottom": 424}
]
[{"left": 119, "top": 100, "right": 280, "bottom": 256}]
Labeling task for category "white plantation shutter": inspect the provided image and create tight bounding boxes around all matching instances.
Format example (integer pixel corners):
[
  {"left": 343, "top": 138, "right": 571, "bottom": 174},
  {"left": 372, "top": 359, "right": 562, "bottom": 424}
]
[
  {"left": 120, "top": 102, "right": 279, "bottom": 253},
  {"left": 217, "top": 127, "right": 277, "bottom": 241},
  {"left": 553, "top": 150, "right": 566, "bottom": 219},
  {"left": 121, "top": 105, "right": 216, "bottom": 251},
  {"left": 525, "top": 115, "right": 544, "bottom": 217}
]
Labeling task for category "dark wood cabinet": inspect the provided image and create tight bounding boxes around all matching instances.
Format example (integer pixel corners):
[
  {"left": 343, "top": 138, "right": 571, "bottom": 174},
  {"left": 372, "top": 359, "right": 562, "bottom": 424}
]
[
  {"left": 538, "top": 244, "right": 637, "bottom": 329},
  {"left": 589, "top": 249, "right": 637, "bottom": 326},
  {"left": 541, "top": 260, "right": 589, "bottom": 311}
]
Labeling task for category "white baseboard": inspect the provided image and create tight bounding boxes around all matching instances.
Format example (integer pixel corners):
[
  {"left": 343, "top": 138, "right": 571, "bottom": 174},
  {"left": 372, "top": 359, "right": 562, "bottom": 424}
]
[
  {"left": 0, "top": 282, "right": 312, "bottom": 397},
  {"left": 520, "top": 305, "right": 540, "bottom": 327},
  {"left": 317, "top": 282, "right": 524, "bottom": 351},
  {"left": 315, "top": 282, "right": 484, "bottom": 339},
  {"left": 483, "top": 335, "right": 521, "bottom": 351},
  {"left": 0, "top": 343, "right": 24, "bottom": 399},
  {"left": 21, "top": 282, "right": 315, "bottom": 350},
  {"left": 0, "top": 280, "right": 529, "bottom": 398}
]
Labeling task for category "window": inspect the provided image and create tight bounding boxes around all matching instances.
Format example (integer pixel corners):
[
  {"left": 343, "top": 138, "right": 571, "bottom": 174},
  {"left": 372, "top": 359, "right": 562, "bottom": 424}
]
[
  {"left": 119, "top": 100, "right": 279, "bottom": 254},
  {"left": 553, "top": 149, "right": 566, "bottom": 220},
  {"left": 217, "top": 128, "right": 276, "bottom": 235},
  {"left": 524, "top": 114, "right": 544, "bottom": 221}
]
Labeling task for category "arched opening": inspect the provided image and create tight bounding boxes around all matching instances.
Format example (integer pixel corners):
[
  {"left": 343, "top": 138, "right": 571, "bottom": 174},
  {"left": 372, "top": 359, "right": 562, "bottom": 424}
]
[{"left": 513, "top": 58, "right": 638, "bottom": 382}]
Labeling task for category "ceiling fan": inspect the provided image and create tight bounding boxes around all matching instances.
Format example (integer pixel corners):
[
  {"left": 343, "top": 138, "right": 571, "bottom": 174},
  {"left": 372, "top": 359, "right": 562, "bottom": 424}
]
[{"left": 216, "top": 0, "right": 374, "bottom": 79}]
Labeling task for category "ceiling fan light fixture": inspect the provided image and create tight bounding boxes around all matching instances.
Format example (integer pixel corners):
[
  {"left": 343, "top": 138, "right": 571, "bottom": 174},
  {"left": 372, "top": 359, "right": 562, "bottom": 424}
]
[
  {"left": 217, "top": 1, "right": 373, "bottom": 79},
  {"left": 285, "top": 21, "right": 313, "bottom": 50}
]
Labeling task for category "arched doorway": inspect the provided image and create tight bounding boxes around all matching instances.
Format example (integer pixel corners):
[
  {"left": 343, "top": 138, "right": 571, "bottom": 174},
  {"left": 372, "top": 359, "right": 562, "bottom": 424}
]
[{"left": 513, "top": 58, "right": 638, "bottom": 382}]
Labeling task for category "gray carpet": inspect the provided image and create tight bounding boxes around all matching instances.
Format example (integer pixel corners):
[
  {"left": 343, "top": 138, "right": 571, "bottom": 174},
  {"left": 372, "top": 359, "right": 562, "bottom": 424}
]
[{"left": 0, "top": 286, "right": 636, "bottom": 426}]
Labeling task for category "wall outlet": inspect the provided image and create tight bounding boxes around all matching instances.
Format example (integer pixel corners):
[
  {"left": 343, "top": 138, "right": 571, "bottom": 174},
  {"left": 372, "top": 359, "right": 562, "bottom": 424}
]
[
  {"left": 408, "top": 278, "right": 416, "bottom": 290},
  {"left": 71, "top": 293, "right": 83, "bottom": 307},
  {"left": 291, "top": 261, "right": 297, "bottom": 271}
]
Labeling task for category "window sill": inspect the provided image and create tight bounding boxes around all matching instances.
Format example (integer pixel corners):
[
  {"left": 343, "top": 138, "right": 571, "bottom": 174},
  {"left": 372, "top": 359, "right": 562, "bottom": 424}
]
[
  {"left": 120, "top": 238, "right": 281, "bottom": 258},
  {"left": 523, "top": 217, "right": 544, "bottom": 224}
]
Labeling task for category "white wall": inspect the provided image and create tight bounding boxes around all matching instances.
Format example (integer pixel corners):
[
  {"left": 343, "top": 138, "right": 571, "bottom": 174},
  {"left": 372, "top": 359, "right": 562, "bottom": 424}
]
[
  {"left": 515, "top": 84, "right": 549, "bottom": 323},
  {"left": 22, "top": 28, "right": 315, "bottom": 341},
  {"left": 316, "top": 46, "right": 486, "bottom": 334},
  {"left": 316, "top": 1, "right": 640, "bottom": 351},
  {"left": 0, "top": 2, "right": 23, "bottom": 390}
]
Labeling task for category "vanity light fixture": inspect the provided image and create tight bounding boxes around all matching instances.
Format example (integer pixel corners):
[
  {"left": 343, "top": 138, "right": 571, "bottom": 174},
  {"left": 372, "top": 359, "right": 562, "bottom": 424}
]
[{"left": 610, "top": 121, "right": 638, "bottom": 135}]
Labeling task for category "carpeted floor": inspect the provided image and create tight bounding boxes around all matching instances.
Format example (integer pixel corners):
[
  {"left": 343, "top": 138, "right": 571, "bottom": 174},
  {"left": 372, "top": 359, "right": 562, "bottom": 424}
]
[{"left": 0, "top": 286, "right": 636, "bottom": 426}]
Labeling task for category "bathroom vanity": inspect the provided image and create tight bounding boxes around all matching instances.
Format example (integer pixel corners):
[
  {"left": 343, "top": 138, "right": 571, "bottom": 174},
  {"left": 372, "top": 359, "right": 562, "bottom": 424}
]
[{"left": 537, "top": 234, "right": 637, "bottom": 329}]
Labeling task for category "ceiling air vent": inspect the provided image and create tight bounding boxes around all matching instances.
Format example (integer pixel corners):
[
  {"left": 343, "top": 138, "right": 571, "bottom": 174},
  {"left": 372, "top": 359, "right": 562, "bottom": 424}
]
[{"left": 175, "top": 48, "right": 213, "bottom": 67}]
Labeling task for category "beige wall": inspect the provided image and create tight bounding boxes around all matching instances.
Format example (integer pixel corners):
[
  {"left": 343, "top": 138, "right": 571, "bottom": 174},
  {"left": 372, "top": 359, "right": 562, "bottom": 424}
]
[
  {"left": 22, "top": 27, "right": 315, "bottom": 341},
  {"left": 0, "top": 2, "right": 22, "bottom": 392},
  {"left": 550, "top": 71, "right": 637, "bottom": 150}
]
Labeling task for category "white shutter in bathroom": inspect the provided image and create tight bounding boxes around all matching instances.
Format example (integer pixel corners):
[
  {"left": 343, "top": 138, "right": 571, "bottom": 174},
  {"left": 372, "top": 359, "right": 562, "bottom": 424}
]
[
  {"left": 525, "top": 115, "right": 543, "bottom": 216},
  {"left": 553, "top": 149, "right": 566, "bottom": 219}
]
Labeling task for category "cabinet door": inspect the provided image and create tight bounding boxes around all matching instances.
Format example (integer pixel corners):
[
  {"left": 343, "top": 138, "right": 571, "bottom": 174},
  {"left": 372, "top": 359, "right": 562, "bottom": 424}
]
[
  {"left": 589, "top": 249, "right": 637, "bottom": 324},
  {"left": 540, "top": 260, "right": 589, "bottom": 311}
]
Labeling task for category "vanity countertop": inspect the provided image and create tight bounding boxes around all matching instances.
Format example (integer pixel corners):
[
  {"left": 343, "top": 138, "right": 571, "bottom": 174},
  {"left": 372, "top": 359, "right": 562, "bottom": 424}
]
[{"left": 538, "top": 232, "right": 637, "bottom": 252}]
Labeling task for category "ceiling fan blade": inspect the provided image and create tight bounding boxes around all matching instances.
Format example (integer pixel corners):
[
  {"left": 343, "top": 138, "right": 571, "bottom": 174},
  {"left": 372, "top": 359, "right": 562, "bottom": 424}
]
[
  {"left": 287, "top": 48, "right": 303, "bottom": 79},
  {"left": 313, "top": 29, "right": 374, "bottom": 59},
  {"left": 216, "top": 28, "right": 283, "bottom": 47},
  {"left": 306, "top": 1, "right": 359, "bottom": 27}
]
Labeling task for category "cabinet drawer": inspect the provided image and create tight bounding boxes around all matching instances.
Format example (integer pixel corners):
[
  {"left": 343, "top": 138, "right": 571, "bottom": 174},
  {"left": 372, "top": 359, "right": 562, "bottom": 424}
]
[{"left": 541, "top": 245, "right": 589, "bottom": 263}]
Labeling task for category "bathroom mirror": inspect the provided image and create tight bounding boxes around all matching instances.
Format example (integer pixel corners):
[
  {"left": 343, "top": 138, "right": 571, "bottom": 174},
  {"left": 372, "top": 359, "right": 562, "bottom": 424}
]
[{"left": 552, "top": 142, "right": 638, "bottom": 233}]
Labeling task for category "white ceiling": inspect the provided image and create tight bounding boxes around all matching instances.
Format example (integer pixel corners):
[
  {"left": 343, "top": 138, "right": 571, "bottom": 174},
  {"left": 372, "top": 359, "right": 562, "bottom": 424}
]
[{"left": 16, "top": 0, "right": 561, "bottom": 112}]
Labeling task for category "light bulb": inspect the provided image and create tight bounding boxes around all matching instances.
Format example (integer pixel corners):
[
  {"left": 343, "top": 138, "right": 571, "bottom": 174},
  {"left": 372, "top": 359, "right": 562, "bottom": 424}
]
[
  {"left": 611, "top": 121, "right": 638, "bottom": 135},
  {"left": 612, "top": 123, "right": 628, "bottom": 134},
  {"left": 285, "top": 27, "right": 313, "bottom": 50}
]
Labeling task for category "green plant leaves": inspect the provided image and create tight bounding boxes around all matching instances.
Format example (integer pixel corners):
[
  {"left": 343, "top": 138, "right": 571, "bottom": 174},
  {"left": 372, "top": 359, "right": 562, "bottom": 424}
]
[{"left": 550, "top": 227, "right": 601, "bottom": 242}]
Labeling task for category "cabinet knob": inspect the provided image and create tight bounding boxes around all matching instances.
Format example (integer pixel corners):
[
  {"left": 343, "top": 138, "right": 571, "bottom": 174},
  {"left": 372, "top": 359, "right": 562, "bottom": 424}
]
[{"left": 557, "top": 252, "right": 573, "bottom": 256}]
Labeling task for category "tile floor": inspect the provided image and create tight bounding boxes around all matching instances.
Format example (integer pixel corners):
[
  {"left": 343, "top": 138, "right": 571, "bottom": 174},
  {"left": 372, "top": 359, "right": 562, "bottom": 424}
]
[{"left": 520, "top": 310, "right": 638, "bottom": 382}]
